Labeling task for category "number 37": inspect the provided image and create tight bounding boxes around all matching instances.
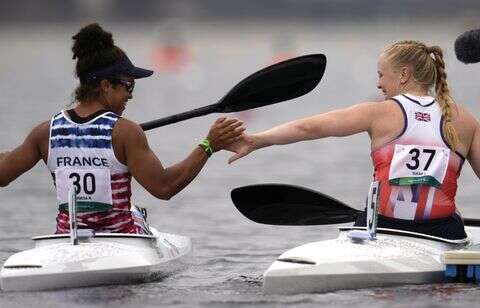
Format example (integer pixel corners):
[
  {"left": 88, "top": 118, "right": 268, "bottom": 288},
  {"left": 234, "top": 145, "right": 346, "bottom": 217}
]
[{"left": 406, "top": 148, "right": 436, "bottom": 171}]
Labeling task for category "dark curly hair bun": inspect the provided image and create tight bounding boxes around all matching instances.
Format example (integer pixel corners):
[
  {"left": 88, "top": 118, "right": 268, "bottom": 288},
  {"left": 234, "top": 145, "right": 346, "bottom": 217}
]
[{"left": 72, "top": 23, "right": 115, "bottom": 60}]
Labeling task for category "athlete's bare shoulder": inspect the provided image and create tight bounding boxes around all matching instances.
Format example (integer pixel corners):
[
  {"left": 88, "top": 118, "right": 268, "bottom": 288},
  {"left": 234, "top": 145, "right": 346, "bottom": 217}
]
[
  {"left": 31, "top": 120, "right": 50, "bottom": 137},
  {"left": 112, "top": 117, "right": 150, "bottom": 164},
  {"left": 363, "top": 99, "right": 400, "bottom": 113},
  {"left": 383, "top": 98, "right": 402, "bottom": 109},
  {"left": 453, "top": 102, "right": 477, "bottom": 126},
  {"left": 346, "top": 99, "right": 398, "bottom": 117},
  {"left": 366, "top": 99, "right": 404, "bottom": 123},
  {"left": 30, "top": 120, "right": 50, "bottom": 160},
  {"left": 113, "top": 117, "right": 146, "bottom": 141},
  {"left": 25, "top": 121, "right": 50, "bottom": 150},
  {"left": 368, "top": 99, "right": 405, "bottom": 143},
  {"left": 446, "top": 102, "right": 479, "bottom": 156},
  {"left": 451, "top": 102, "right": 478, "bottom": 137}
]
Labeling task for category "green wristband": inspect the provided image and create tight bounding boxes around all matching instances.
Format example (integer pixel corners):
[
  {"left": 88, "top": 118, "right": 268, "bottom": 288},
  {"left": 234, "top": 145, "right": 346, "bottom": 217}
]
[{"left": 199, "top": 139, "right": 213, "bottom": 157}]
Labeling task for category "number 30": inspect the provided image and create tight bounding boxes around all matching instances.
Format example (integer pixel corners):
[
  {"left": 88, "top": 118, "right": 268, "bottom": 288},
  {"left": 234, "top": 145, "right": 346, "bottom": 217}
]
[{"left": 69, "top": 172, "right": 96, "bottom": 195}]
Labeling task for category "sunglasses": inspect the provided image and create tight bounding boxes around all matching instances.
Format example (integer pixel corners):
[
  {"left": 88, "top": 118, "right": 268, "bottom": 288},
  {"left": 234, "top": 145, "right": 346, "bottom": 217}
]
[{"left": 110, "top": 78, "right": 135, "bottom": 94}]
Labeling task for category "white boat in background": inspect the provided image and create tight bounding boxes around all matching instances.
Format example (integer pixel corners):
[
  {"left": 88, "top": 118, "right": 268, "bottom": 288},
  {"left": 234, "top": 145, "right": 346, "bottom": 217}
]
[
  {"left": 263, "top": 226, "right": 480, "bottom": 294},
  {"left": 0, "top": 228, "right": 192, "bottom": 292}
]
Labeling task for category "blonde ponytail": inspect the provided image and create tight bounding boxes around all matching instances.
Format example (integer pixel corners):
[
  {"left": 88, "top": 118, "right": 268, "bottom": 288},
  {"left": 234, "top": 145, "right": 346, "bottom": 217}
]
[
  {"left": 384, "top": 41, "right": 458, "bottom": 149},
  {"left": 428, "top": 46, "right": 459, "bottom": 149}
]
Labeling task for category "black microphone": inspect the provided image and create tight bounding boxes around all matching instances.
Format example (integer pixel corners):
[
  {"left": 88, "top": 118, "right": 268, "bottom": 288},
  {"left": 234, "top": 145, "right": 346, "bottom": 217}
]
[{"left": 455, "top": 28, "right": 480, "bottom": 64}]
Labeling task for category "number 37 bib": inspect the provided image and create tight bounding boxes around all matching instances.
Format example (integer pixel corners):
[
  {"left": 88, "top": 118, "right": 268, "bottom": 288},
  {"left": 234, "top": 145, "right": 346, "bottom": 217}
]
[
  {"left": 388, "top": 144, "right": 450, "bottom": 188},
  {"left": 55, "top": 168, "right": 113, "bottom": 212}
]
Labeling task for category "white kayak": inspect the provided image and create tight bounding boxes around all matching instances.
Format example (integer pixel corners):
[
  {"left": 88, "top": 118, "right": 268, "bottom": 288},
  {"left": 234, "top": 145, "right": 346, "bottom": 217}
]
[
  {"left": 0, "top": 227, "right": 192, "bottom": 291},
  {"left": 263, "top": 226, "right": 480, "bottom": 294}
]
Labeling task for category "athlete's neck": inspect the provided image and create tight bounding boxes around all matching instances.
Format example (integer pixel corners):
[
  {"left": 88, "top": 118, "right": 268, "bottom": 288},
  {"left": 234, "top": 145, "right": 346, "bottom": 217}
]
[
  {"left": 399, "top": 83, "right": 429, "bottom": 97},
  {"left": 402, "top": 90, "right": 430, "bottom": 97},
  {"left": 74, "top": 100, "right": 109, "bottom": 117}
]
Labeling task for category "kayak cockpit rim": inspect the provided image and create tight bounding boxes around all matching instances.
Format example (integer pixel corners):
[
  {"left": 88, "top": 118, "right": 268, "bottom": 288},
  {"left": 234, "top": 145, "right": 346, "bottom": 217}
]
[
  {"left": 32, "top": 233, "right": 156, "bottom": 241},
  {"left": 338, "top": 226, "right": 470, "bottom": 244}
]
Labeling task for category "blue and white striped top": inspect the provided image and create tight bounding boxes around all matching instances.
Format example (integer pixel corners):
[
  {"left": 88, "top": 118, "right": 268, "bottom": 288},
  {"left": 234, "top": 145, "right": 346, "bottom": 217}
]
[
  {"left": 49, "top": 112, "right": 119, "bottom": 149},
  {"left": 47, "top": 110, "right": 130, "bottom": 183},
  {"left": 46, "top": 110, "right": 140, "bottom": 233}
]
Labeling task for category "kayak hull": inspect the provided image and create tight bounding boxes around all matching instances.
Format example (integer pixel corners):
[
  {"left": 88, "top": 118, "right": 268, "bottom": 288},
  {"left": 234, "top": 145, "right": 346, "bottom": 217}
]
[
  {"left": 0, "top": 228, "right": 192, "bottom": 291},
  {"left": 263, "top": 227, "right": 475, "bottom": 294}
]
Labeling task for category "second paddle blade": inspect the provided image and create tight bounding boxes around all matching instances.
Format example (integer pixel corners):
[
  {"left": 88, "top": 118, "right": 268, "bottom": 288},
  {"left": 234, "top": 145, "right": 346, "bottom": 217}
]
[
  {"left": 219, "top": 54, "right": 327, "bottom": 113},
  {"left": 231, "top": 183, "right": 359, "bottom": 225}
]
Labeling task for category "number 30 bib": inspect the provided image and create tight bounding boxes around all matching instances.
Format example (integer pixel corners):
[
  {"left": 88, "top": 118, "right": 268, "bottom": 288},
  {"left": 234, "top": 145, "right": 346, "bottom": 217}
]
[
  {"left": 55, "top": 168, "right": 113, "bottom": 212},
  {"left": 388, "top": 144, "right": 450, "bottom": 188}
]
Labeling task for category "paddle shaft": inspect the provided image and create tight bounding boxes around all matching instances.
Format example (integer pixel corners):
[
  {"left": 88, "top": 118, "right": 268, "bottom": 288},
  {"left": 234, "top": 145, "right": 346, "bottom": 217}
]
[
  {"left": 464, "top": 218, "right": 480, "bottom": 227},
  {"left": 140, "top": 103, "right": 218, "bottom": 131}
]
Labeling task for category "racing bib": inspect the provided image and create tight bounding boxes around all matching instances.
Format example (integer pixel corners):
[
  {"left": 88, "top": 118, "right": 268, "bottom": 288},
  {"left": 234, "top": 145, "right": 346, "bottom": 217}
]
[
  {"left": 388, "top": 144, "right": 450, "bottom": 188},
  {"left": 55, "top": 168, "right": 113, "bottom": 212}
]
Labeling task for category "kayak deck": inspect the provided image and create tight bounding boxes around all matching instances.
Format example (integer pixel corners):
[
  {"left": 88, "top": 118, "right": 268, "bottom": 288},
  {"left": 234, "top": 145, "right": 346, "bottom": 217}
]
[
  {"left": 0, "top": 228, "right": 192, "bottom": 291},
  {"left": 263, "top": 227, "right": 475, "bottom": 294}
]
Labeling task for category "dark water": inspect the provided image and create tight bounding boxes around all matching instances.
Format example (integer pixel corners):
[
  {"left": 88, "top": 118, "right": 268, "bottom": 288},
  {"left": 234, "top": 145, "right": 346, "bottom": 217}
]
[{"left": 1, "top": 20, "right": 480, "bottom": 307}]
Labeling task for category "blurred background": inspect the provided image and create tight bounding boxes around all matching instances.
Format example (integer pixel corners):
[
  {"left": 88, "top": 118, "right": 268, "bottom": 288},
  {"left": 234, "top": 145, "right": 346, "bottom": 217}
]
[
  {"left": 1, "top": 0, "right": 480, "bottom": 22},
  {"left": 1, "top": 1, "right": 480, "bottom": 307}
]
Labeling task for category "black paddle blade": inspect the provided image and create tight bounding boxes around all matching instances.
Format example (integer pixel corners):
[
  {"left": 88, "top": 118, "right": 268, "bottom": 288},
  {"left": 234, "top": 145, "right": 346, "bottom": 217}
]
[
  {"left": 231, "top": 184, "right": 360, "bottom": 226},
  {"left": 218, "top": 54, "right": 327, "bottom": 113}
]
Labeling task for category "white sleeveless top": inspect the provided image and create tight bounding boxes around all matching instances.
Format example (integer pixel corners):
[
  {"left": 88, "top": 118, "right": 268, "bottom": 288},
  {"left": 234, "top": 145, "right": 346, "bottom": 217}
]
[
  {"left": 394, "top": 94, "right": 445, "bottom": 146},
  {"left": 371, "top": 94, "right": 464, "bottom": 220}
]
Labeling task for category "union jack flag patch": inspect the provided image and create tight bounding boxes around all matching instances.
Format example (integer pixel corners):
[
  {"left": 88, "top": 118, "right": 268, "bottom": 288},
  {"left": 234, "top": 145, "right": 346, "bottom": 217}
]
[{"left": 415, "top": 112, "right": 431, "bottom": 122}]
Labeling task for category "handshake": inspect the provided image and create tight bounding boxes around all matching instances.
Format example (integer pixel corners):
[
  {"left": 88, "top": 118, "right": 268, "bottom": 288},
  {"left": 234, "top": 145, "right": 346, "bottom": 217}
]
[{"left": 204, "top": 117, "right": 257, "bottom": 164}]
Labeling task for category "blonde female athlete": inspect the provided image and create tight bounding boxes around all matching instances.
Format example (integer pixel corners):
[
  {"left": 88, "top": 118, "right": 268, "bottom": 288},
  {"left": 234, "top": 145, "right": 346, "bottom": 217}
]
[
  {"left": 0, "top": 23, "right": 244, "bottom": 234},
  {"left": 228, "top": 41, "right": 480, "bottom": 239}
]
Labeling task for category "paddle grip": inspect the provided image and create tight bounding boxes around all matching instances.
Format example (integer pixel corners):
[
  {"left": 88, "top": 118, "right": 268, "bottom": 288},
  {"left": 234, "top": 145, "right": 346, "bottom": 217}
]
[{"left": 140, "top": 103, "right": 218, "bottom": 131}]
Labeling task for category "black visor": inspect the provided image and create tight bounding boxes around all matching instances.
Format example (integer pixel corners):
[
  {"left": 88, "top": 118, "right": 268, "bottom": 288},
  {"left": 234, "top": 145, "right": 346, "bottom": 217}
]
[{"left": 79, "top": 56, "right": 153, "bottom": 84}]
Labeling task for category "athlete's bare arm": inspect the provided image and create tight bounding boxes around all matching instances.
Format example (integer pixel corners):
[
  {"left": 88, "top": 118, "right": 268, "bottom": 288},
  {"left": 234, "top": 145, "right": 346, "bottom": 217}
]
[
  {"left": 0, "top": 122, "right": 49, "bottom": 187},
  {"left": 255, "top": 102, "right": 380, "bottom": 144},
  {"left": 228, "top": 101, "right": 400, "bottom": 163},
  {"left": 114, "top": 118, "right": 243, "bottom": 200},
  {"left": 0, "top": 152, "right": 8, "bottom": 161}
]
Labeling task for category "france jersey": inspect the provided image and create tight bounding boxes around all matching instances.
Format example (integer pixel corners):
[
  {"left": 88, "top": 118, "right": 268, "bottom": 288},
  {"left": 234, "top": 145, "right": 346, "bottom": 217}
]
[{"left": 46, "top": 110, "right": 147, "bottom": 234}]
